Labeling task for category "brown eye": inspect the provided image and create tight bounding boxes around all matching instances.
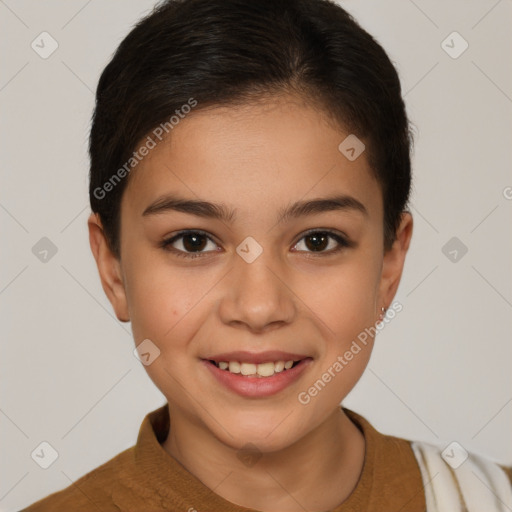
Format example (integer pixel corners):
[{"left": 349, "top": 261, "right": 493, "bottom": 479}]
[
  {"left": 161, "top": 230, "right": 219, "bottom": 258},
  {"left": 182, "top": 233, "right": 208, "bottom": 252},
  {"left": 292, "top": 230, "right": 350, "bottom": 254},
  {"left": 304, "top": 233, "right": 329, "bottom": 252}
]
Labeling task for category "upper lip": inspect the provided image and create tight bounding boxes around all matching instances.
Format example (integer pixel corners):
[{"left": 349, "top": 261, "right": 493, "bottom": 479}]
[{"left": 204, "top": 351, "right": 311, "bottom": 365}]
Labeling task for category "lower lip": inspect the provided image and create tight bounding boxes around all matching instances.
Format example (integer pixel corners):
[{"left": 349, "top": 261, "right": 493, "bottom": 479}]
[{"left": 202, "top": 358, "right": 313, "bottom": 398}]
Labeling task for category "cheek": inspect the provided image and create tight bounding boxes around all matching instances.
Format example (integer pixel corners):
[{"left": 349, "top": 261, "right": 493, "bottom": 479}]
[
  {"left": 122, "top": 252, "right": 201, "bottom": 345},
  {"left": 295, "top": 256, "right": 381, "bottom": 340},
  {"left": 295, "top": 265, "right": 379, "bottom": 412}
]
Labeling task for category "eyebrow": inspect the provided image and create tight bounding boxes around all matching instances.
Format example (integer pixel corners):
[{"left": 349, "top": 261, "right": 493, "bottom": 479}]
[{"left": 142, "top": 193, "right": 368, "bottom": 223}]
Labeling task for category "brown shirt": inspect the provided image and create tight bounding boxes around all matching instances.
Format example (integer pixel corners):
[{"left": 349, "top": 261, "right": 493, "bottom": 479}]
[{"left": 21, "top": 404, "right": 427, "bottom": 511}]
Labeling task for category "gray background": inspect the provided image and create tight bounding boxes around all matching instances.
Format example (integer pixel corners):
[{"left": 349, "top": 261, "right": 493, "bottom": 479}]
[{"left": 1, "top": 0, "right": 511, "bottom": 510}]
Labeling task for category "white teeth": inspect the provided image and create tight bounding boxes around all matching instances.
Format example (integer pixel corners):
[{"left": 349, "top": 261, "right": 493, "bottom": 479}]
[
  {"left": 240, "top": 363, "right": 257, "bottom": 375},
  {"left": 274, "top": 361, "right": 285, "bottom": 373},
  {"left": 257, "top": 362, "right": 275, "bottom": 377},
  {"left": 214, "top": 359, "right": 298, "bottom": 377},
  {"left": 228, "top": 361, "right": 241, "bottom": 373}
]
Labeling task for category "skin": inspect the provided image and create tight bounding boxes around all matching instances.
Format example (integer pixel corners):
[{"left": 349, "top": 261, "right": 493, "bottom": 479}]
[{"left": 88, "top": 93, "right": 413, "bottom": 512}]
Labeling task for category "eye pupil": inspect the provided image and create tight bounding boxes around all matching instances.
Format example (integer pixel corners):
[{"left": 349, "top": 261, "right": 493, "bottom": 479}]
[
  {"left": 183, "top": 234, "right": 207, "bottom": 252},
  {"left": 305, "top": 233, "right": 328, "bottom": 252}
]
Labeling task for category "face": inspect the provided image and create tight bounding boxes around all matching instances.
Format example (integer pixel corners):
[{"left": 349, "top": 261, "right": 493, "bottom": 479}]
[{"left": 89, "top": 94, "right": 412, "bottom": 453}]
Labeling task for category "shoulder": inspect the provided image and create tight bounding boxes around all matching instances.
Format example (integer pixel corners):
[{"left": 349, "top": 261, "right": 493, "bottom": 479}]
[
  {"left": 18, "top": 445, "right": 146, "bottom": 512},
  {"left": 344, "top": 408, "right": 512, "bottom": 511},
  {"left": 410, "top": 440, "right": 512, "bottom": 511},
  {"left": 20, "top": 405, "right": 173, "bottom": 511}
]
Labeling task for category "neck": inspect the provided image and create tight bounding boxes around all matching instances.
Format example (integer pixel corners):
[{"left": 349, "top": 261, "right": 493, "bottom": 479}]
[{"left": 162, "top": 405, "right": 365, "bottom": 512}]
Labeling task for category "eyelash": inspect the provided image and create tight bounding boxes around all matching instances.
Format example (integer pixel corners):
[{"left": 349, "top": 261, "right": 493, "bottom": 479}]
[{"left": 160, "top": 229, "right": 352, "bottom": 260}]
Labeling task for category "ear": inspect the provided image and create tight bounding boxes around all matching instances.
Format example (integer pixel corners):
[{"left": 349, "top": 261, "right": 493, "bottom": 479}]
[
  {"left": 377, "top": 212, "right": 413, "bottom": 315},
  {"left": 87, "top": 212, "right": 130, "bottom": 322}
]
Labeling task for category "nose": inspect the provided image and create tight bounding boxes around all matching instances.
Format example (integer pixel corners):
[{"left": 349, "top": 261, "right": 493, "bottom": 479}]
[{"left": 218, "top": 246, "right": 296, "bottom": 333}]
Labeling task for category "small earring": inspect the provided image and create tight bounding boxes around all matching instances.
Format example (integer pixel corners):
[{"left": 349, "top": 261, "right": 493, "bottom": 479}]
[{"left": 379, "top": 306, "right": 386, "bottom": 322}]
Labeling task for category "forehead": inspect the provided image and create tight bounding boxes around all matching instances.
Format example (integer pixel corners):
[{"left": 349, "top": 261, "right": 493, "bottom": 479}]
[{"left": 122, "top": 96, "right": 382, "bottom": 222}]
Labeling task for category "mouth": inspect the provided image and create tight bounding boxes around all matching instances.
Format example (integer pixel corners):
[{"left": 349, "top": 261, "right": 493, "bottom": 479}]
[
  {"left": 203, "top": 350, "right": 311, "bottom": 376},
  {"left": 207, "top": 359, "right": 303, "bottom": 377},
  {"left": 201, "top": 351, "right": 313, "bottom": 397}
]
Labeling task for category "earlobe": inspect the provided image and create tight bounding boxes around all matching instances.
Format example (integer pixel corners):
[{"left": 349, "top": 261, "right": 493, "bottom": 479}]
[
  {"left": 87, "top": 213, "right": 130, "bottom": 322},
  {"left": 377, "top": 212, "right": 413, "bottom": 315}
]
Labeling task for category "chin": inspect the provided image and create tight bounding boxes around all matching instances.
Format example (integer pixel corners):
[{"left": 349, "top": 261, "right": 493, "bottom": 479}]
[{"left": 207, "top": 408, "right": 303, "bottom": 453}]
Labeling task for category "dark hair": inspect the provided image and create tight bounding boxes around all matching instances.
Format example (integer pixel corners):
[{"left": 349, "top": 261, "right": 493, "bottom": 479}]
[{"left": 89, "top": 0, "right": 412, "bottom": 258}]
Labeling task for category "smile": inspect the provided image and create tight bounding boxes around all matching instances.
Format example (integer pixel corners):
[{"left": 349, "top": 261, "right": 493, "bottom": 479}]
[
  {"left": 210, "top": 359, "right": 301, "bottom": 377},
  {"left": 203, "top": 355, "right": 313, "bottom": 398}
]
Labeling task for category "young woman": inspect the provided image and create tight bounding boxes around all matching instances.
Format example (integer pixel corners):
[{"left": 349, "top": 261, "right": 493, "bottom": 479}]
[{"left": 22, "top": 0, "right": 512, "bottom": 510}]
